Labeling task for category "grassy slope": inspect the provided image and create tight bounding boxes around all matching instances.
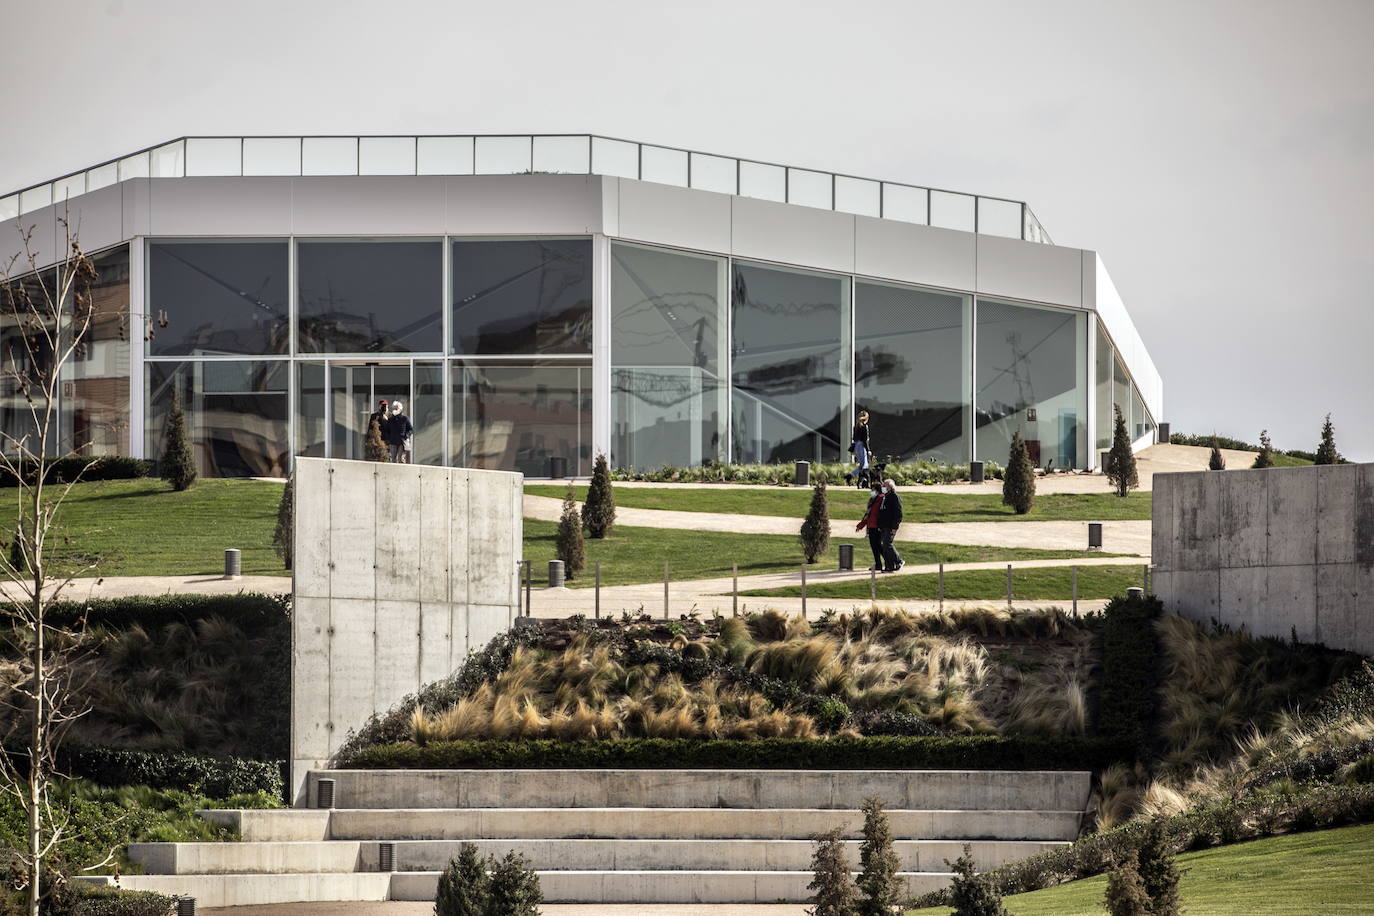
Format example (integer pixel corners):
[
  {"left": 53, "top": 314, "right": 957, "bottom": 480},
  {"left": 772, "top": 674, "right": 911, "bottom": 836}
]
[
  {"left": 526, "top": 484, "right": 1153, "bottom": 522},
  {"left": 524, "top": 519, "right": 1125, "bottom": 588},
  {"left": 908, "top": 822, "right": 1374, "bottom": 915},
  {"left": 742, "top": 563, "right": 1149, "bottom": 601}
]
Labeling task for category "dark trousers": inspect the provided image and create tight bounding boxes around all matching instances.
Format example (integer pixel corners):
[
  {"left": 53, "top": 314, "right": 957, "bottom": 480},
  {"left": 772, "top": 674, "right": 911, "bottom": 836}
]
[
  {"left": 866, "top": 528, "right": 884, "bottom": 569},
  {"left": 880, "top": 527, "right": 902, "bottom": 570}
]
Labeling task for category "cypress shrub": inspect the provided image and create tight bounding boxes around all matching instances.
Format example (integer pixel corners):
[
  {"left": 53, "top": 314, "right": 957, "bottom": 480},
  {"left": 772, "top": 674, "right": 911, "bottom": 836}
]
[
  {"left": 1208, "top": 437, "right": 1226, "bottom": 470},
  {"left": 800, "top": 478, "right": 831, "bottom": 563},
  {"left": 1002, "top": 431, "right": 1035, "bottom": 515},
  {"left": 1135, "top": 818, "right": 1183, "bottom": 916},
  {"left": 1097, "top": 593, "right": 1164, "bottom": 758},
  {"left": 161, "top": 388, "right": 197, "bottom": 491},
  {"left": 272, "top": 476, "right": 293, "bottom": 570},
  {"left": 807, "top": 827, "right": 859, "bottom": 916},
  {"left": 947, "top": 844, "right": 1009, "bottom": 916},
  {"left": 1102, "top": 851, "right": 1151, "bottom": 916},
  {"left": 555, "top": 483, "right": 586, "bottom": 580},
  {"left": 857, "top": 796, "right": 902, "bottom": 916},
  {"left": 1105, "top": 404, "right": 1138, "bottom": 497},
  {"left": 581, "top": 452, "right": 616, "bottom": 538},
  {"left": 435, "top": 843, "right": 488, "bottom": 916},
  {"left": 486, "top": 850, "right": 543, "bottom": 916},
  {"left": 1252, "top": 430, "right": 1275, "bottom": 469},
  {"left": 1315, "top": 414, "right": 1341, "bottom": 465}
]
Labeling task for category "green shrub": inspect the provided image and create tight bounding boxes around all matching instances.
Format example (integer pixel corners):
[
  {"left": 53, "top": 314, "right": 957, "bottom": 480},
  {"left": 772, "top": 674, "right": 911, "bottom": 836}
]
[
  {"left": 1252, "top": 429, "right": 1275, "bottom": 469},
  {"left": 1135, "top": 818, "right": 1182, "bottom": 916},
  {"left": 435, "top": 843, "right": 488, "bottom": 916},
  {"left": 807, "top": 827, "right": 858, "bottom": 916},
  {"left": 581, "top": 452, "right": 616, "bottom": 538},
  {"left": 59, "top": 746, "right": 283, "bottom": 798},
  {"left": 1097, "top": 593, "right": 1164, "bottom": 758},
  {"left": 56, "top": 884, "right": 177, "bottom": 916},
  {"left": 1001, "top": 431, "right": 1035, "bottom": 514},
  {"left": 46, "top": 593, "right": 289, "bottom": 632},
  {"left": 799, "top": 478, "right": 831, "bottom": 563},
  {"left": 608, "top": 459, "right": 1003, "bottom": 486},
  {"left": 1105, "top": 404, "right": 1138, "bottom": 497},
  {"left": 486, "top": 850, "right": 542, "bottom": 916},
  {"left": 343, "top": 735, "right": 1130, "bottom": 771},
  {"left": 272, "top": 476, "right": 293, "bottom": 570},
  {"left": 554, "top": 483, "right": 585, "bottom": 579},
  {"left": 1315, "top": 413, "right": 1341, "bottom": 465},
  {"left": 0, "top": 456, "right": 150, "bottom": 488},
  {"left": 434, "top": 844, "right": 541, "bottom": 916},
  {"left": 857, "top": 797, "right": 902, "bottom": 916},
  {"left": 160, "top": 389, "right": 196, "bottom": 491},
  {"left": 946, "top": 844, "right": 1009, "bottom": 916},
  {"left": 1208, "top": 438, "right": 1225, "bottom": 470},
  {"left": 1102, "top": 851, "right": 1150, "bottom": 916}
]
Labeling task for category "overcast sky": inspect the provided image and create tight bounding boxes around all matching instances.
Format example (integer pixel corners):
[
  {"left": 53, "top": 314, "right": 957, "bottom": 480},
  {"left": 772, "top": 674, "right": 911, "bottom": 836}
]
[{"left": 2, "top": 0, "right": 1370, "bottom": 459}]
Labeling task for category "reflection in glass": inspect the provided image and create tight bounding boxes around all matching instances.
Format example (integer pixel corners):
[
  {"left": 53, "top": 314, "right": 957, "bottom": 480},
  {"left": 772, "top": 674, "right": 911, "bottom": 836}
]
[
  {"left": 975, "top": 299, "right": 1086, "bottom": 469},
  {"left": 452, "top": 239, "right": 591, "bottom": 354},
  {"left": 452, "top": 362, "right": 590, "bottom": 477},
  {"left": 1113, "top": 352, "right": 1131, "bottom": 436},
  {"left": 413, "top": 361, "right": 444, "bottom": 466},
  {"left": 731, "top": 262, "right": 849, "bottom": 463},
  {"left": 474, "top": 136, "right": 531, "bottom": 174},
  {"left": 977, "top": 198, "right": 1022, "bottom": 239},
  {"left": 63, "top": 246, "right": 131, "bottom": 456},
  {"left": 296, "top": 362, "right": 326, "bottom": 457},
  {"left": 150, "top": 241, "right": 289, "bottom": 355},
  {"left": 1, "top": 268, "right": 56, "bottom": 454},
  {"left": 610, "top": 243, "right": 727, "bottom": 469},
  {"left": 302, "top": 137, "right": 358, "bottom": 176},
  {"left": 854, "top": 281, "right": 967, "bottom": 463},
  {"left": 359, "top": 137, "right": 415, "bottom": 175},
  {"left": 1095, "top": 322, "right": 1113, "bottom": 455},
  {"left": 329, "top": 363, "right": 409, "bottom": 461},
  {"left": 146, "top": 360, "right": 288, "bottom": 478},
  {"left": 1132, "top": 383, "right": 1147, "bottom": 442},
  {"left": 242, "top": 138, "right": 299, "bottom": 176},
  {"left": 532, "top": 136, "right": 590, "bottom": 173},
  {"left": 297, "top": 240, "right": 442, "bottom": 353}
]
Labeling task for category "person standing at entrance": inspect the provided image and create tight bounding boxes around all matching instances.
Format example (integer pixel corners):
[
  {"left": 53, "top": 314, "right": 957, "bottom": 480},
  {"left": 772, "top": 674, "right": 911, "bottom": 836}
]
[
  {"left": 386, "top": 400, "right": 414, "bottom": 463},
  {"left": 365, "top": 399, "right": 390, "bottom": 462},
  {"left": 855, "top": 481, "right": 885, "bottom": 571},
  {"left": 876, "top": 478, "right": 904, "bottom": 572}
]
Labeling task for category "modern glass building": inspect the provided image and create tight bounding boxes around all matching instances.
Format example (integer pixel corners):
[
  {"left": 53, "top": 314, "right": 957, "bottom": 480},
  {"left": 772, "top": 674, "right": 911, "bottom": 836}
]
[{"left": 0, "top": 134, "right": 1161, "bottom": 477}]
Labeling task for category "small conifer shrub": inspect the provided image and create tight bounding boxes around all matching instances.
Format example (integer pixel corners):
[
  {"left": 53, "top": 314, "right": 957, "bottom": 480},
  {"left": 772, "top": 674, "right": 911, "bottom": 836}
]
[
  {"left": 1315, "top": 414, "right": 1341, "bottom": 465},
  {"left": 1105, "top": 405, "right": 1138, "bottom": 497},
  {"left": 1135, "top": 818, "right": 1184, "bottom": 916},
  {"left": 1208, "top": 437, "right": 1226, "bottom": 471},
  {"left": 946, "top": 844, "right": 1009, "bottom": 916},
  {"left": 1002, "top": 431, "right": 1036, "bottom": 515},
  {"left": 272, "top": 476, "right": 294, "bottom": 570},
  {"left": 161, "top": 388, "right": 197, "bottom": 491},
  {"left": 555, "top": 483, "right": 586, "bottom": 580},
  {"left": 582, "top": 452, "right": 617, "bottom": 538},
  {"left": 807, "top": 826, "right": 859, "bottom": 916},
  {"left": 800, "top": 478, "right": 832, "bottom": 563},
  {"left": 434, "top": 843, "right": 488, "bottom": 916},
  {"left": 857, "top": 796, "right": 903, "bottom": 916},
  {"left": 1103, "top": 851, "right": 1151, "bottom": 916},
  {"left": 1252, "top": 430, "right": 1275, "bottom": 469},
  {"left": 486, "top": 850, "right": 543, "bottom": 916}
]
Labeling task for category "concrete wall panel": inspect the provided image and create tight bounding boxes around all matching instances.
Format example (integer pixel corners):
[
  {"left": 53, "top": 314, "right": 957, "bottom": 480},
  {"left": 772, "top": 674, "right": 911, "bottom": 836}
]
[
  {"left": 418, "top": 602, "right": 453, "bottom": 685},
  {"left": 375, "top": 468, "right": 422, "bottom": 601},
  {"left": 291, "top": 597, "right": 332, "bottom": 764},
  {"left": 1265, "top": 565, "right": 1317, "bottom": 643},
  {"left": 445, "top": 175, "right": 603, "bottom": 236},
  {"left": 327, "top": 462, "right": 377, "bottom": 600},
  {"left": 615, "top": 179, "right": 731, "bottom": 254},
  {"left": 1168, "top": 570, "right": 1221, "bottom": 622},
  {"left": 975, "top": 234, "right": 1081, "bottom": 308},
  {"left": 1358, "top": 464, "right": 1374, "bottom": 570},
  {"left": 1267, "top": 469, "right": 1317, "bottom": 567},
  {"left": 1173, "top": 472, "right": 1220, "bottom": 571},
  {"left": 1358, "top": 564, "right": 1374, "bottom": 657},
  {"left": 293, "top": 463, "right": 332, "bottom": 598},
  {"left": 1316, "top": 465, "right": 1357, "bottom": 565},
  {"left": 293, "top": 176, "right": 446, "bottom": 237},
  {"left": 731, "top": 197, "right": 855, "bottom": 275},
  {"left": 374, "top": 599, "right": 420, "bottom": 714},
  {"left": 327, "top": 597, "right": 377, "bottom": 744},
  {"left": 417, "top": 470, "right": 451, "bottom": 604},
  {"left": 1219, "top": 471, "right": 1267, "bottom": 568},
  {"left": 1218, "top": 567, "right": 1266, "bottom": 631},
  {"left": 854, "top": 217, "right": 976, "bottom": 292},
  {"left": 467, "top": 475, "right": 518, "bottom": 607},
  {"left": 469, "top": 604, "right": 514, "bottom": 654},
  {"left": 1151, "top": 474, "right": 1176, "bottom": 569},
  {"left": 1316, "top": 563, "right": 1358, "bottom": 650},
  {"left": 448, "top": 470, "right": 472, "bottom": 606},
  {"left": 148, "top": 177, "right": 293, "bottom": 236}
]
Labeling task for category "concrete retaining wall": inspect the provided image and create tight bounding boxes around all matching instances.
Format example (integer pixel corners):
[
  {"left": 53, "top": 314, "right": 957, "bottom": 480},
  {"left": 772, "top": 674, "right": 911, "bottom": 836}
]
[
  {"left": 1152, "top": 464, "right": 1374, "bottom": 655},
  {"left": 291, "top": 458, "right": 523, "bottom": 803}
]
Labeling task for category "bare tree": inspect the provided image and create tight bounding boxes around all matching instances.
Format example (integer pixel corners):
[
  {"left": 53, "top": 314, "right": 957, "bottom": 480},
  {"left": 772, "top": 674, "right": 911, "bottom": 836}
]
[{"left": 0, "top": 216, "right": 129, "bottom": 915}]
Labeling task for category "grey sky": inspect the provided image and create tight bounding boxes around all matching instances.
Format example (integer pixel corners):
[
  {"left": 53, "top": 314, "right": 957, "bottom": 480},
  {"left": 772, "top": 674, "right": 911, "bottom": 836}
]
[{"left": 3, "top": 0, "right": 1370, "bottom": 459}]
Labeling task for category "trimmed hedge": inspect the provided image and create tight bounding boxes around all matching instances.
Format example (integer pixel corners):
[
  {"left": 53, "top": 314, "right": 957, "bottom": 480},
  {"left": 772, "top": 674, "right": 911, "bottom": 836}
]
[
  {"left": 0, "top": 455, "right": 149, "bottom": 488},
  {"left": 47, "top": 592, "right": 290, "bottom": 631},
  {"left": 61, "top": 885, "right": 177, "bottom": 916},
  {"left": 343, "top": 736, "right": 1132, "bottom": 771},
  {"left": 60, "top": 745, "right": 283, "bottom": 799},
  {"left": 1097, "top": 593, "right": 1164, "bottom": 757}
]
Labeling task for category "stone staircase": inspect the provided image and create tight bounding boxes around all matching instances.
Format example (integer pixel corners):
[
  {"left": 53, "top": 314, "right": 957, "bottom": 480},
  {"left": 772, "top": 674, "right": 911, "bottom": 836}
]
[{"left": 89, "top": 768, "right": 1089, "bottom": 906}]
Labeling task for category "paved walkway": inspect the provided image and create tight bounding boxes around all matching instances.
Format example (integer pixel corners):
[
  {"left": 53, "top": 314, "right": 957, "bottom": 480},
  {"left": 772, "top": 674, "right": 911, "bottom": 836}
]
[
  {"left": 204, "top": 906, "right": 808, "bottom": 916},
  {"left": 0, "top": 574, "right": 293, "bottom": 602}
]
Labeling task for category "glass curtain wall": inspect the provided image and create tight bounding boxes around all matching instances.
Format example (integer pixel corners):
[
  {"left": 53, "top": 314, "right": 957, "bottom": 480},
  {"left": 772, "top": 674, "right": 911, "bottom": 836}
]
[
  {"left": 610, "top": 242, "right": 727, "bottom": 470},
  {"left": 62, "top": 245, "right": 131, "bottom": 456},
  {"left": 975, "top": 298, "right": 1086, "bottom": 469},
  {"left": 146, "top": 360, "right": 289, "bottom": 477},
  {"left": 1112, "top": 351, "right": 1131, "bottom": 437},
  {"left": 452, "top": 362, "right": 591, "bottom": 476},
  {"left": 452, "top": 239, "right": 592, "bottom": 354},
  {"left": 731, "top": 261, "right": 850, "bottom": 463},
  {"left": 149, "top": 241, "right": 289, "bottom": 355},
  {"left": 297, "top": 240, "right": 443, "bottom": 353},
  {"left": 854, "top": 280, "right": 969, "bottom": 462},
  {"left": 1095, "top": 321, "right": 1113, "bottom": 456},
  {"left": 1, "top": 268, "right": 56, "bottom": 454}
]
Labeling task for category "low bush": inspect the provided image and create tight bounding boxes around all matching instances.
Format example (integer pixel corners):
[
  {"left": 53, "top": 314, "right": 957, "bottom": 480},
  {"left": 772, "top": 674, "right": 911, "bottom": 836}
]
[
  {"left": 0, "top": 456, "right": 150, "bottom": 488},
  {"left": 60, "top": 746, "right": 283, "bottom": 798},
  {"left": 343, "top": 735, "right": 1130, "bottom": 770},
  {"left": 609, "top": 459, "right": 1004, "bottom": 486},
  {"left": 434, "top": 844, "right": 541, "bottom": 916},
  {"left": 54, "top": 884, "right": 178, "bottom": 916},
  {"left": 46, "top": 593, "right": 289, "bottom": 632},
  {"left": 1096, "top": 593, "right": 1164, "bottom": 758}
]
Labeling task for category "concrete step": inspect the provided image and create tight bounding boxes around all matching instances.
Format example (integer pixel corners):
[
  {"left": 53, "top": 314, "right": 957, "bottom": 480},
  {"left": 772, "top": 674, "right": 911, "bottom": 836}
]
[
  {"left": 129, "top": 837, "right": 1064, "bottom": 876},
  {"left": 197, "top": 809, "right": 330, "bottom": 842},
  {"left": 78, "top": 873, "right": 391, "bottom": 908},
  {"left": 309, "top": 768, "right": 1092, "bottom": 812},
  {"left": 324, "top": 806, "right": 1083, "bottom": 842}
]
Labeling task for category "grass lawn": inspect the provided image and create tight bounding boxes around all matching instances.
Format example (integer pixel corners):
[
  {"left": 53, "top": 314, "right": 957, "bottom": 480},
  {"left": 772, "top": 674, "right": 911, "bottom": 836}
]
[
  {"left": 525, "top": 484, "right": 1153, "bottom": 523},
  {"left": 740, "top": 562, "right": 1149, "bottom": 601},
  {"left": 0, "top": 478, "right": 286, "bottom": 577},
  {"left": 907, "top": 822, "right": 1374, "bottom": 915},
  {"left": 523, "top": 519, "right": 1128, "bottom": 589}
]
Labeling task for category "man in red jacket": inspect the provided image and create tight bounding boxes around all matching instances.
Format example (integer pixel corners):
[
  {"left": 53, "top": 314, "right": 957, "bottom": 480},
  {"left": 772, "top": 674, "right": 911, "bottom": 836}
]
[{"left": 855, "top": 482, "right": 884, "bottom": 571}]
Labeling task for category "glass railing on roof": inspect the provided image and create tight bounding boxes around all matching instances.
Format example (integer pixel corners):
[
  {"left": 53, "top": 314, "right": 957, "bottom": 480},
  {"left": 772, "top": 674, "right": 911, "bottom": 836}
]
[{"left": 0, "top": 134, "right": 1052, "bottom": 244}]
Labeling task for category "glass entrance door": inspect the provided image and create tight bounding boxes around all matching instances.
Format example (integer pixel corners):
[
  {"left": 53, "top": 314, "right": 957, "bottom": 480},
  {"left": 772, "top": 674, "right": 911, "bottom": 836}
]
[{"left": 330, "top": 362, "right": 412, "bottom": 460}]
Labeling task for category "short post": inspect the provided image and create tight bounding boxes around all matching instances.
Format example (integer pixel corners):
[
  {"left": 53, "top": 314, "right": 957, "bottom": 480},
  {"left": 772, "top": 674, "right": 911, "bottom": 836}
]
[
  {"left": 524, "top": 560, "right": 532, "bottom": 617},
  {"left": 1142, "top": 564, "right": 1149, "bottom": 593},
  {"left": 548, "top": 559, "right": 565, "bottom": 589},
  {"left": 1088, "top": 522, "right": 1103, "bottom": 550},
  {"left": 316, "top": 778, "right": 335, "bottom": 810},
  {"left": 838, "top": 543, "right": 854, "bottom": 571},
  {"left": 223, "top": 548, "right": 241, "bottom": 580},
  {"left": 795, "top": 460, "right": 810, "bottom": 487},
  {"left": 870, "top": 567, "right": 877, "bottom": 609},
  {"left": 1072, "top": 565, "right": 1079, "bottom": 614},
  {"left": 1145, "top": 565, "right": 1151, "bottom": 594},
  {"left": 800, "top": 565, "right": 807, "bottom": 618},
  {"left": 594, "top": 561, "right": 601, "bottom": 619},
  {"left": 1126, "top": 586, "right": 1144, "bottom": 600},
  {"left": 938, "top": 562, "right": 945, "bottom": 610},
  {"left": 663, "top": 562, "right": 670, "bottom": 619},
  {"left": 969, "top": 460, "right": 985, "bottom": 485},
  {"left": 1006, "top": 564, "right": 1013, "bottom": 609},
  {"left": 378, "top": 842, "right": 396, "bottom": 873},
  {"left": 177, "top": 898, "right": 197, "bottom": 916},
  {"left": 732, "top": 562, "right": 738, "bottom": 617}
]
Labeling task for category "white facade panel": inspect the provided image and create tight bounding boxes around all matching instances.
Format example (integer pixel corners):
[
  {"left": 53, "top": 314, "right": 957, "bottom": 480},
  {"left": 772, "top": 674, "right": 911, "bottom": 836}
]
[
  {"left": 147, "top": 177, "right": 293, "bottom": 236},
  {"left": 615, "top": 177, "right": 731, "bottom": 254},
  {"left": 292, "top": 176, "right": 446, "bottom": 236},
  {"left": 853, "top": 216, "right": 976, "bottom": 292},
  {"left": 731, "top": 195, "right": 855, "bottom": 274},
  {"left": 65, "top": 183, "right": 125, "bottom": 255},
  {"left": 1090, "top": 253, "right": 1163, "bottom": 422},
  {"left": 444, "top": 174, "right": 603, "bottom": 236},
  {"left": 975, "top": 233, "right": 1082, "bottom": 309}
]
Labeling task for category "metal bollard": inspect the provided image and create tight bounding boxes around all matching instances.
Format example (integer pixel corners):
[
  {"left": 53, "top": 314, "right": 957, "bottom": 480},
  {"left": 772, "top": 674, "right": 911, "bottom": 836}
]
[
  {"left": 548, "top": 560, "right": 565, "bottom": 589},
  {"left": 223, "top": 548, "right": 241, "bottom": 580},
  {"left": 1088, "top": 522, "right": 1103, "bottom": 550},
  {"left": 524, "top": 560, "right": 532, "bottom": 617},
  {"left": 1126, "top": 587, "right": 1144, "bottom": 600},
  {"left": 795, "top": 460, "right": 810, "bottom": 487},
  {"left": 838, "top": 543, "right": 854, "bottom": 571},
  {"left": 970, "top": 460, "right": 985, "bottom": 485},
  {"left": 379, "top": 842, "right": 395, "bottom": 873},
  {"left": 938, "top": 562, "right": 945, "bottom": 610},
  {"left": 732, "top": 563, "right": 739, "bottom": 617},
  {"left": 177, "top": 898, "right": 196, "bottom": 916},
  {"left": 800, "top": 565, "right": 807, "bottom": 618},
  {"left": 1006, "top": 564, "right": 1013, "bottom": 609},
  {"left": 594, "top": 562, "right": 601, "bottom": 619},
  {"left": 1072, "top": 565, "right": 1079, "bottom": 614},
  {"left": 316, "top": 778, "right": 335, "bottom": 810},
  {"left": 664, "top": 562, "right": 670, "bottom": 619},
  {"left": 870, "top": 567, "right": 877, "bottom": 608},
  {"left": 1142, "top": 564, "right": 1149, "bottom": 594}
]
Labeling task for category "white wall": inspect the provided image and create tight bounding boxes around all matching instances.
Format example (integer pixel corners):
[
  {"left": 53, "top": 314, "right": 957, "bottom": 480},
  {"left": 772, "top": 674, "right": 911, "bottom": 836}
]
[{"left": 290, "top": 457, "right": 522, "bottom": 805}]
